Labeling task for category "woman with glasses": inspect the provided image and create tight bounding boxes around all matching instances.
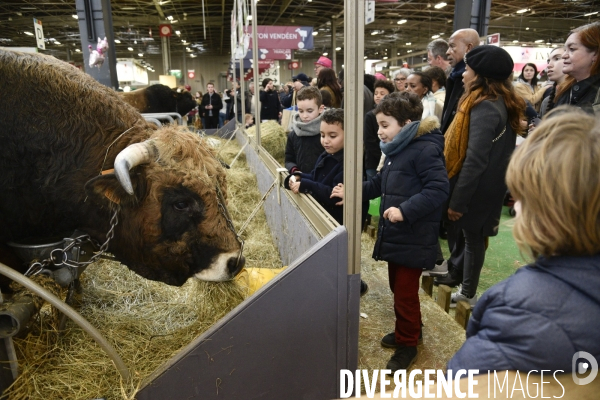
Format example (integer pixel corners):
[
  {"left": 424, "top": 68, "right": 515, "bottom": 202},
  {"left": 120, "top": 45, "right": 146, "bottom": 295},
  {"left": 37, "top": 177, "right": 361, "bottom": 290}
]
[{"left": 393, "top": 68, "right": 412, "bottom": 92}]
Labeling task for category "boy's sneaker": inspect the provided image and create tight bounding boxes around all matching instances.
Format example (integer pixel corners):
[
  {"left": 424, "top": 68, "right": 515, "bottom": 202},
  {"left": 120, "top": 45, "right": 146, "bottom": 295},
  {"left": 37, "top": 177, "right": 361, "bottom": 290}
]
[
  {"left": 450, "top": 287, "right": 478, "bottom": 308},
  {"left": 422, "top": 260, "right": 448, "bottom": 277},
  {"left": 360, "top": 280, "right": 369, "bottom": 297},
  {"left": 381, "top": 330, "right": 423, "bottom": 348},
  {"left": 386, "top": 345, "right": 418, "bottom": 373}
]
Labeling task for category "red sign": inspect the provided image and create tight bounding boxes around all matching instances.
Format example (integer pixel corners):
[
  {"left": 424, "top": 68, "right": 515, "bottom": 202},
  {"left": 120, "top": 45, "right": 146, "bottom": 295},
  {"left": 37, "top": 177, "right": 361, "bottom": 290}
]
[
  {"left": 159, "top": 24, "right": 172, "bottom": 37},
  {"left": 288, "top": 61, "right": 300, "bottom": 70},
  {"left": 188, "top": 70, "right": 195, "bottom": 79},
  {"left": 246, "top": 26, "right": 314, "bottom": 50}
]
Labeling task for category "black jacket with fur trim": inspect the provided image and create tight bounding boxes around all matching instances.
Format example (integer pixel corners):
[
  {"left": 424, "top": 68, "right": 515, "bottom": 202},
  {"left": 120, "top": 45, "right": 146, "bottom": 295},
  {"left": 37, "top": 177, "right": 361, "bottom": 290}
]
[{"left": 363, "top": 117, "right": 449, "bottom": 269}]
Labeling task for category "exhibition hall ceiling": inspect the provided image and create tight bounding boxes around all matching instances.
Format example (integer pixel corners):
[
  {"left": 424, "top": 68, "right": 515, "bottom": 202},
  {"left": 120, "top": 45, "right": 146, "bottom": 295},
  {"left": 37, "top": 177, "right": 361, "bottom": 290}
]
[{"left": 0, "top": 0, "right": 598, "bottom": 62}]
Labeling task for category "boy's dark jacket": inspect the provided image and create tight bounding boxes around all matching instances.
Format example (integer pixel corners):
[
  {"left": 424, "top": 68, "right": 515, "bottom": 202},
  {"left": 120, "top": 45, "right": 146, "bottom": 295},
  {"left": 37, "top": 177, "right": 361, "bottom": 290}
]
[
  {"left": 284, "top": 150, "right": 368, "bottom": 226},
  {"left": 363, "top": 117, "right": 449, "bottom": 269},
  {"left": 448, "top": 254, "right": 600, "bottom": 373}
]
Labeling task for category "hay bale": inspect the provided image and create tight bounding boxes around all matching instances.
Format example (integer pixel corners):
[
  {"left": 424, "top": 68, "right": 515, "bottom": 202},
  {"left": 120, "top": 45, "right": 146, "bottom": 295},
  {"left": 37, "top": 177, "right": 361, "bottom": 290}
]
[
  {"left": 246, "top": 120, "right": 287, "bottom": 165},
  {"left": 6, "top": 134, "right": 282, "bottom": 399}
]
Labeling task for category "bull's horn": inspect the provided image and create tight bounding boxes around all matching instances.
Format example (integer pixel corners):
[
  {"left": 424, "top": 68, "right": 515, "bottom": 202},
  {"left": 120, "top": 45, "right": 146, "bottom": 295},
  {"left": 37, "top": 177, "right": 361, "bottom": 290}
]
[{"left": 113, "top": 140, "right": 157, "bottom": 195}]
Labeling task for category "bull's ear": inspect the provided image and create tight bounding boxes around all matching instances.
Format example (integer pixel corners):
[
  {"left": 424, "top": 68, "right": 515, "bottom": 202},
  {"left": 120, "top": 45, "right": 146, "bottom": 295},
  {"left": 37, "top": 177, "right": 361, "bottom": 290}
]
[{"left": 85, "top": 172, "right": 146, "bottom": 207}]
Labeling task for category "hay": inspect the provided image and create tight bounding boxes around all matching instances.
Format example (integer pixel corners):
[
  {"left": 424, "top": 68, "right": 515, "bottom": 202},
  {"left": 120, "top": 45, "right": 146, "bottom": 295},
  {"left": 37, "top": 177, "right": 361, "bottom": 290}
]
[
  {"left": 6, "top": 134, "right": 282, "bottom": 400},
  {"left": 245, "top": 120, "right": 287, "bottom": 166}
]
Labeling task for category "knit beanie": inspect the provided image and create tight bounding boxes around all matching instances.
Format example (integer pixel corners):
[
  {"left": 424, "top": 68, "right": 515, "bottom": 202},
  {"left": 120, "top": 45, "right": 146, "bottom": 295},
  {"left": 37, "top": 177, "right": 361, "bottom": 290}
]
[{"left": 464, "top": 45, "right": 514, "bottom": 81}]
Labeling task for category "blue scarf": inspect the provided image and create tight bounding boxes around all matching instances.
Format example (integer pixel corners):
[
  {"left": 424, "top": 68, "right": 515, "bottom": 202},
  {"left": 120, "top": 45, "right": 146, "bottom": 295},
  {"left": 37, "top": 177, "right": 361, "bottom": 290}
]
[{"left": 379, "top": 120, "right": 420, "bottom": 157}]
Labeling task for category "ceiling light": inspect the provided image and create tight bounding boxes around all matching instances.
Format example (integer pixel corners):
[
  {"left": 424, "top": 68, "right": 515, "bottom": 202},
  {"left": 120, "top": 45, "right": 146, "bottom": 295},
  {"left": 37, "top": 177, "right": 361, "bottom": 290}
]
[
  {"left": 138, "top": 53, "right": 143, "bottom": 57},
  {"left": 516, "top": 8, "right": 529, "bottom": 14},
  {"left": 182, "top": 40, "right": 187, "bottom": 44},
  {"left": 170, "top": 20, "right": 178, "bottom": 23},
  {"left": 72, "top": 14, "right": 78, "bottom": 19},
  {"left": 114, "top": 39, "right": 121, "bottom": 43},
  {"left": 432, "top": 34, "right": 440, "bottom": 39},
  {"left": 128, "top": 47, "right": 133, "bottom": 51},
  {"left": 406, "top": 42, "right": 411, "bottom": 45},
  {"left": 397, "top": 19, "right": 407, "bottom": 24},
  {"left": 584, "top": 11, "right": 598, "bottom": 16},
  {"left": 371, "top": 31, "right": 379, "bottom": 35},
  {"left": 434, "top": 2, "right": 447, "bottom": 9},
  {"left": 312, "top": 31, "right": 318, "bottom": 36},
  {"left": 75, "top": 49, "right": 81, "bottom": 52},
  {"left": 247, "top": 15, "right": 252, "bottom": 20},
  {"left": 134, "top": 40, "right": 137, "bottom": 44},
  {"left": 323, "top": 52, "right": 328, "bottom": 56},
  {"left": 407, "top": 50, "right": 413, "bottom": 53},
  {"left": 24, "top": 31, "right": 34, "bottom": 36},
  {"left": 364, "top": 56, "right": 367, "bottom": 59},
  {"left": 534, "top": 39, "right": 543, "bottom": 43},
  {"left": 167, "top": 15, "right": 173, "bottom": 20},
  {"left": 336, "top": 47, "right": 341, "bottom": 51},
  {"left": 54, "top": 41, "right": 61, "bottom": 45},
  {"left": 383, "top": 56, "right": 388, "bottom": 60},
  {"left": 512, "top": 40, "right": 519, "bottom": 43},
  {"left": 525, "top": 27, "right": 530, "bottom": 30},
  {"left": 176, "top": 30, "right": 181, "bottom": 36}
]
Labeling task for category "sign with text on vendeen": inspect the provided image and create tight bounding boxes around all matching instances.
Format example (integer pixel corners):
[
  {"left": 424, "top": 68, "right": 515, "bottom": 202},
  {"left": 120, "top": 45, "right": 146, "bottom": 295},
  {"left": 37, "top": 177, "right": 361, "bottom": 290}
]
[{"left": 246, "top": 26, "right": 313, "bottom": 50}]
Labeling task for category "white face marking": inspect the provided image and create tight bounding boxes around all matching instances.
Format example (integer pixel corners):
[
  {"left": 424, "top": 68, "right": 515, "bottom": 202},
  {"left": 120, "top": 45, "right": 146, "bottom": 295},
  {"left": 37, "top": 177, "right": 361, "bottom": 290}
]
[{"left": 193, "top": 251, "right": 240, "bottom": 281}]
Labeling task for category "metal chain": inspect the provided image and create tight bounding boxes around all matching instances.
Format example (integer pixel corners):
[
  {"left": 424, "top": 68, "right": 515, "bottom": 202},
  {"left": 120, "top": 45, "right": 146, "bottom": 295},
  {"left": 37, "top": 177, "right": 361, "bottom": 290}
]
[{"left": 24, "top": 207, "right": 120, "bottom": 275}]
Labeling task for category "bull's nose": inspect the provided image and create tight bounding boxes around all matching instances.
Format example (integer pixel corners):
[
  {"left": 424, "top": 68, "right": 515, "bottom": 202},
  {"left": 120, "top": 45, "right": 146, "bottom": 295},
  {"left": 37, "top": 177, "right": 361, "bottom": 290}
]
[{"left": 228, "top": 255, "right": 245, "bottom": 276}]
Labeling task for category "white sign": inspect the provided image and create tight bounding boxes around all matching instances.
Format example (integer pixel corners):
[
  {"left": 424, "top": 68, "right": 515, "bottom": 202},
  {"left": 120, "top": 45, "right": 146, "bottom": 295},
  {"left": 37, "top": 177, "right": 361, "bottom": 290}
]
[
  {"left": 33, "top": 18, "right": 45, "bottom": 50},
  {"left": 365, "top": 1, "right": 375, "bottom": 25}
]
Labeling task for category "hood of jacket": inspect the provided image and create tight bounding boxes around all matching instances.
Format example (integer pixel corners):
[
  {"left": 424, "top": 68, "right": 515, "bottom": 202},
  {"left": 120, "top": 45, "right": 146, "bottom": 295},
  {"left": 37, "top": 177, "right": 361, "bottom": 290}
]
[
  {"left": 536, "top": 254, "right": 600, "bottom": 305},
  {"left": 293, "top": 113, "right": 322, "bottom": 137}
]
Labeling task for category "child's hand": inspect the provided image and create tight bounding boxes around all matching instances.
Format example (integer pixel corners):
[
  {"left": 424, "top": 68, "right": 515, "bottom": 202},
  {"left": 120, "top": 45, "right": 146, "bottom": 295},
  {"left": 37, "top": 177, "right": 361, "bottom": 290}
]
[
  {"left": 447, "top": 208, "right": 463, "bottom": 221},
  {"left": 289, "top": 180, "right": 301, "bottom": 194},
  {"left": 330, "top": 183, "right": 344, "bottom": 205},
  {"left": 383, "top": 207, "right": 403, "bottom": 223}
]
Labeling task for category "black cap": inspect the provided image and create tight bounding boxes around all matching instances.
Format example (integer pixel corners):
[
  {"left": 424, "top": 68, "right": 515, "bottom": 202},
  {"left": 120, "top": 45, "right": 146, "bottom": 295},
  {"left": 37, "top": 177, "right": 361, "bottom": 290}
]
[
  {"left": 464, "top": 45, "right": 514, "bottom": 81},
  {"left": 292, "top": 73, "right": 309, "bottom": 83}
]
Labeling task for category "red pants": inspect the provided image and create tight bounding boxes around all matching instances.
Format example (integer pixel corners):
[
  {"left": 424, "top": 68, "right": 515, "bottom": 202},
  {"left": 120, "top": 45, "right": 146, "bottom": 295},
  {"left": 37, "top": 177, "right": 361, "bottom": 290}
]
[{"left": 388, "top": 262, "right": 422, "bottom": 346}]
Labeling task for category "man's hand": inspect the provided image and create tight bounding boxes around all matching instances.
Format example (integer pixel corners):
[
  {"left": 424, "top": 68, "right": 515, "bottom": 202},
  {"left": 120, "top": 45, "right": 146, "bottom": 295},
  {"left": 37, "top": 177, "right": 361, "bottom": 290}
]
[
  {"left": 447, "top": 208, "right": 463, "bottom": 221},
  {"left": 330, "top": 183, "right": 344, "bottom": 205},
  {"left": 383, "top": 207, "right": 403, "bottom": 223}
]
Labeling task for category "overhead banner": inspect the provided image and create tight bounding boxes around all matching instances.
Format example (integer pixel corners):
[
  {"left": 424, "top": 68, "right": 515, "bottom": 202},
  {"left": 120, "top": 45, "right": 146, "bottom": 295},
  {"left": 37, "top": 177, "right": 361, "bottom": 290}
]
[
  {"left": 33, "top": 18, "right": 45, "bottom": 50},
  {"left": 247, "top": 26, "right": 313, "bottom": 50},
  {"left": 245, "top": 48, "right": 292, "bottom": 60}
]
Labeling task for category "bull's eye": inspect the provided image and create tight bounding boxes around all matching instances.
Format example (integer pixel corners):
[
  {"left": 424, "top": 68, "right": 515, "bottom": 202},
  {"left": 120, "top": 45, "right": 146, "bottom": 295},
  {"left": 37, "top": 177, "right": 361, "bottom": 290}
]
[{"left": 173, "top": 201, "right": 189, "bottom": 211}]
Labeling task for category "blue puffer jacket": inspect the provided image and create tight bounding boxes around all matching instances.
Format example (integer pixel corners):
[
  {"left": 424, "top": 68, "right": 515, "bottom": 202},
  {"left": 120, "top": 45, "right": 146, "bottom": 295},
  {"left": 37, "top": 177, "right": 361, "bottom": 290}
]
[
  {"left": 363, "top": 117, "right": 449, "bottom": 269},
  {"left": 447, "top": 254, "right": 600, "bottom": 373}
]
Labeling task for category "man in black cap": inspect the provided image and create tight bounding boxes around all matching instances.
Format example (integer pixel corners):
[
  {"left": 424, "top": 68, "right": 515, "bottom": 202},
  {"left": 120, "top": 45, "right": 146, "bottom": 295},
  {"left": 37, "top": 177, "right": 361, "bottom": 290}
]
[{"left": 290, "top": 73, "right": 311, "bottom": 105}]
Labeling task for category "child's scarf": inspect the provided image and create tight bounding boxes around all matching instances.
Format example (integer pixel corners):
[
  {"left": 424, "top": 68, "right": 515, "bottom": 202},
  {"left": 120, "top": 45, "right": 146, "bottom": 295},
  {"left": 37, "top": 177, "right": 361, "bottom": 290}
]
[
  {"left": 379, "top": 120, "right": 420, "bottom": 157},
  {"left": 444, "top": 88, "right": 482, "bottom": 179},
  {"left": 292, "top": 113, "right": 322, "bottom": 137}
]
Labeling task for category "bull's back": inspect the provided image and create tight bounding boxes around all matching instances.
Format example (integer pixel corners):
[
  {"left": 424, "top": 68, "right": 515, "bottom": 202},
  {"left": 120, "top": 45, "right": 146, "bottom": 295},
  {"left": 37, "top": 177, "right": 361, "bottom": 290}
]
[{"left": 0, "top": 50, "right": 151, "bottom": 240}]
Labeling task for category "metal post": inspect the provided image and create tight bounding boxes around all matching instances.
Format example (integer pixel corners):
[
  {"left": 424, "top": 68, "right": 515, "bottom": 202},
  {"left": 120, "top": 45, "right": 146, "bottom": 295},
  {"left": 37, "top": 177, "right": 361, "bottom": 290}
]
[
  {"left": 343, "top": 0, "right": 364, "bottom": 276},
  {"left": 251, "top": 0, "right": 261, "bottom": 147},
  {"left": 453, "top": 0, "right": 473, "bottom": 32},
  {"left": 332, "top": 17, "right": 337, "bottom": 73},
  {"left": 161, "top": 36, "right": 169, "bottom": 74}
]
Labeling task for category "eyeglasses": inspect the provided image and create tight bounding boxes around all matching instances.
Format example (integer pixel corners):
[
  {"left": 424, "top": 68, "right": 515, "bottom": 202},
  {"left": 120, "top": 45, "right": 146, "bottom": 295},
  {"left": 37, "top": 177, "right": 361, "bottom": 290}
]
[{"left": 394, "top": 78, "right": 406, "bottom": 82}]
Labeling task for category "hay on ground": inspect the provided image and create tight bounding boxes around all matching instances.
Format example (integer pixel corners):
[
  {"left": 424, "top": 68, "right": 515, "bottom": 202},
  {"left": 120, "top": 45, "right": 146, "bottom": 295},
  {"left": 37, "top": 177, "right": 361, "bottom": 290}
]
[{"left": 245, "top": 120, "right": 287, "bottom": 166}]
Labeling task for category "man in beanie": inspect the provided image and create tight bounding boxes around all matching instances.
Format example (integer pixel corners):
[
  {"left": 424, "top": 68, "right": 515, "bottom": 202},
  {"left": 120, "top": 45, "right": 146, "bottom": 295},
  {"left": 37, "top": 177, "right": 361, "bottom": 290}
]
[
  {"left": 259, "top": 78, "right": 282, "bottom": 122},
  {"left": 434, "top": 28, "right": 480, "bottom": 287},
  {"left": 443, "top": 45, "right": 525, "bottom": 308}
]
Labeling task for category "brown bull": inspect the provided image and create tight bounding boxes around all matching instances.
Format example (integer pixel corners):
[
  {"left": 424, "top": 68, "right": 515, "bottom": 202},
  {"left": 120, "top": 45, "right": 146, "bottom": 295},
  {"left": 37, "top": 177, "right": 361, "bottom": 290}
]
[{"left": 0, "top": 49, "right": 244, "bottom": 286}]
